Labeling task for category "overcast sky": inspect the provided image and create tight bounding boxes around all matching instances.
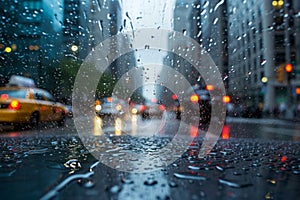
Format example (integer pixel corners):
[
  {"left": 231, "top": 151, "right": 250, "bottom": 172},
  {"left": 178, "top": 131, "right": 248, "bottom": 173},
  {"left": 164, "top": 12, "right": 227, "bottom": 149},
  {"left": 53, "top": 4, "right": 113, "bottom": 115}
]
[{"left": 121, "top": 0, "right": 175, "bottom": 99}]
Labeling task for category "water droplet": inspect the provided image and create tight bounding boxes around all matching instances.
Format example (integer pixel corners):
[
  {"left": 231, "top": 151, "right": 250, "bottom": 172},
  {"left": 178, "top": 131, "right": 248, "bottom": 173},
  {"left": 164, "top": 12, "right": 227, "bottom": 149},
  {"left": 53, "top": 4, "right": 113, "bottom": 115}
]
[
  {"left": 64, "top": 159, "right": 81, "bottom": 170},
  {"left": 144, "top": 179, "right": 158, "bottom": 186},
  {"left": 78, "top": 179, "right": 95, "bottom": 188},
  {"left": 266, "top": 179, "right": 276, "bottom": 185},
  {"left": 121, "top": 178, "right": 134, "bottom": 184},
  {"left": 168, "top": 181, "right": 178, "bottom": 188},
  {"left": 188, "top": 165, "right": 201, "bottom": 171},
  {"left": 174, "top": 172, "right": 207, "bottom": 181},
  {"left": 264, "top": 192, "right": 274, "bottom": 199},
  {"left": 218, "top": 178, "right": 252, "bottom": 188},
  {"left": 108, "top": 185, "right": 122, "bottom": 194}
]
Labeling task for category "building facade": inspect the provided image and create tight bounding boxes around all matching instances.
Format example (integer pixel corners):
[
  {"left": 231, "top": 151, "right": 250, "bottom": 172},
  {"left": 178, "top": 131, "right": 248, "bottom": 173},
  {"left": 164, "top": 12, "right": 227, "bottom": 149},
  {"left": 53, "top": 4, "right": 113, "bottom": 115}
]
[
  {"left": 0, "top": 0, "right": 63, "bottom": 89},
  {"left": 227, "top": 0, "right": 300, "bottom": 114}
]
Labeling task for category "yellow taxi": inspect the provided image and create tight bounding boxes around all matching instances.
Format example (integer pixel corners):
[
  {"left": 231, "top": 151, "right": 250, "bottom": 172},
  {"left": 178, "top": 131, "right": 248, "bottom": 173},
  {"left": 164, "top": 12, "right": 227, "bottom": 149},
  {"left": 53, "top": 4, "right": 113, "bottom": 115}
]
[{"left": 0, "top": 76, "right": 67, "bottom": 128}]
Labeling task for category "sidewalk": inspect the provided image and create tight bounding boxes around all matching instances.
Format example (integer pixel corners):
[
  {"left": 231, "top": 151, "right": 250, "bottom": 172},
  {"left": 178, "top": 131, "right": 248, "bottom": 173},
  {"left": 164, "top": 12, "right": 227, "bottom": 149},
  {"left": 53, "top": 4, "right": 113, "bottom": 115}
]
[{"left": 225, "top": 116, "right": 300, "bottom": 126}]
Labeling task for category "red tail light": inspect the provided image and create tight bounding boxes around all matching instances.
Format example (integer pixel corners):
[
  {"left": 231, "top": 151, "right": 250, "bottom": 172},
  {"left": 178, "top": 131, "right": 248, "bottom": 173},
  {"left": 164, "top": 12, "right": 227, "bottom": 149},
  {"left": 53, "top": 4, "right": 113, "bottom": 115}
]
[
  {"left": 8, "top": 100, "right": 21, "bottom": 110},
  {"left": 159, "top": 104, "right": 166, "bottom": 111},
  {"left": 221, "top": 125, "right": 230, "bottom": 140},
  {"left": 1, "top": 94, "right": 9, "bottom": 99}
]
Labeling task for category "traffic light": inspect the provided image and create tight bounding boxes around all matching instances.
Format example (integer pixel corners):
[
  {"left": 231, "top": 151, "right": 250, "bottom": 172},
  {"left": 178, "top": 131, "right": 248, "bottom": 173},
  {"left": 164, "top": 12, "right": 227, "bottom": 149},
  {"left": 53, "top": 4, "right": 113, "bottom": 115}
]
[
  {"left": 276, "top": 64, "right": 285, "bottom": 83},
  {"left": 285, "top": 63, "right": 293, "bottom": 83}
]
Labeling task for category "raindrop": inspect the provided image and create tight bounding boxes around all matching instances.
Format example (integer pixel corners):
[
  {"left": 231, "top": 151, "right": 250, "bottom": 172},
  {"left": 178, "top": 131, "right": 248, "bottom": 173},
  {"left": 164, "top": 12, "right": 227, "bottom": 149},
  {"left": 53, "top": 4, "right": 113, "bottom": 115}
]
[
  {"left": 144, "top": 179, "right": 158, "bottom": 186},
  {"left": 174, "top": 172, "right": 207, "bottom": 181},
  {"left": 213, "top": 18, "right": 219, "bottom": 25},
  {"left": 218, "top": 178, "right": 252, "bottom": 188},
  {"left": 264, "top": 192, "right": 274, "bottom": 200},
  {"left": 168, "top": 181, "right": 178, "bottom": 188},
  {"left": 64, "top": 159, "right": 81, "bottom": 170},
  {"left": 266, "top": 179, "right": 276, "bottom": 185},
  {"left": 78, "top": 179, "right": 95, "bottom": 188},
  {"left": 121, "top": 177, "right": 134, "bottom": 184},
  {"left": 188, "top": 165, "right": 201, "bottom": 171},
  {"left": 108, "top": 185, "right": 122, "bottom": 194},
  {"left": 203, "top": 1, "right": 209, "bottom": 9}
]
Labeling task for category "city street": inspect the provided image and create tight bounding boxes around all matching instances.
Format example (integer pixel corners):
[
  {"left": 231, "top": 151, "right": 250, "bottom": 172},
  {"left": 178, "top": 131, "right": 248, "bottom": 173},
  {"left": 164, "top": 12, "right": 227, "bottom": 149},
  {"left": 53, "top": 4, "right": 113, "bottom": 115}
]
[{"left": 0, "top": 113, "right": 299, "bottom": 200}]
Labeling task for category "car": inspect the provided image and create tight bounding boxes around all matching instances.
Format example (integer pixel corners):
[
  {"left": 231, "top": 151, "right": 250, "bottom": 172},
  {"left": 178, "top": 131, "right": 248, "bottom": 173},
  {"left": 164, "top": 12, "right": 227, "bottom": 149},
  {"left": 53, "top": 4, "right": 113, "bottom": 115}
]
[
  {"left": 95, "top": 96, "right": 128, "bottom": 117},
  {"left": 129, "top": 103, "right": 147, "bottom": 115},
  {"left": 141, "top": 99, "right": 166, "bottom": 119},
  {"left": 0, "top": 76, "right": 67, "bottom": 128}
]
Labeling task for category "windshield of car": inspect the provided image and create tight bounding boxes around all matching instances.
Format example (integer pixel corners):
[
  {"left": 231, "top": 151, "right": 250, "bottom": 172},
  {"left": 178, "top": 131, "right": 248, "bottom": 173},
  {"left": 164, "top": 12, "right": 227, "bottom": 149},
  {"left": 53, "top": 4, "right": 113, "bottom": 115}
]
[{"left": 1, "top": 0, "right": 300, "bottom": 199}]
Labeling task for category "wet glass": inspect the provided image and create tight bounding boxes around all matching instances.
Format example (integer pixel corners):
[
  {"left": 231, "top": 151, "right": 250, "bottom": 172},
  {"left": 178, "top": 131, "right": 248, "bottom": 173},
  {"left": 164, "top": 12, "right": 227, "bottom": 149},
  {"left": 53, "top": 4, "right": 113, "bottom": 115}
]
[{"left": 0, "top": 0, "right": 300, "bottom": 199}]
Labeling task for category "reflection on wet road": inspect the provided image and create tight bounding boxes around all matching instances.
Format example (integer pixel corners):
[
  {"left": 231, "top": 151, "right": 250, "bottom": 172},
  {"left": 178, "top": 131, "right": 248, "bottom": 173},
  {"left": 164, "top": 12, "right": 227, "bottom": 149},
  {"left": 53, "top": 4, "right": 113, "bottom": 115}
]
[{"left": 0, "top": 114, "right": 300, "bottom": 199}]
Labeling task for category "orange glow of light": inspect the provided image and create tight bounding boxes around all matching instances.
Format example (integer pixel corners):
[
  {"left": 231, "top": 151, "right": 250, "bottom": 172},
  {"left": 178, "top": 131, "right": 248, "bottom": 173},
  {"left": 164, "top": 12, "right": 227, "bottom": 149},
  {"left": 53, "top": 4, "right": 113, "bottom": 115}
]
[
  {"left": 151, "top": 98, "right": 157, "bottom": 103},
  {"left": 222, "top": 95, "right": 231, "bottom": 104},
  {"left": 172, "top": 94, "right": 178, "bottom": 100},
  {"left": 159, "top": 104, "right": 166, "bottom": 111},
  {"left": 95, "top": 99, "right": 101, "bottom": 105},
  {"left": 281, "top": 156, "right": 287, "bottom": 162},
  {"left": 190, "top": 126, "right": 198, "bottom": 138},
  {"left": 206, "top": 84, "right": 215, "bottom": 91},
  {"left": 0, "top": 94, "right": 9, "bottom": 99},
  {"left": 296, "top": 88, "right": 300, "bottom": 95},
  {"left": 221, "top": 125, "right": 230, "bottom": 140},
  {"left": 40, "top": 105, "right": 47, "bottom": 111},
  {"left": 8, "top": 100, "right": 21, "bottom": 110},
  {"left": 285, "top": 63, "right": 293, "bottom": 73},
  {"left": 190, "top": 94, "right": 199, "bottom": 103},
  {"left": 107, "top": 97, "right": 113, "bottom": 103},
  {"left": 140, "top": 105, "right": 146, "bottom": 111}
]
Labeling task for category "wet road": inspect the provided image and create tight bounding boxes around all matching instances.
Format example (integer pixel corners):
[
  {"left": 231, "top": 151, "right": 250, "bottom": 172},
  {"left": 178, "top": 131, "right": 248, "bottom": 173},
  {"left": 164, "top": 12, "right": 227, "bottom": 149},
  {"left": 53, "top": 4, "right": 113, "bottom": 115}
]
[{"left": 0, "top": 113, "right": 300, "bottom": 199}]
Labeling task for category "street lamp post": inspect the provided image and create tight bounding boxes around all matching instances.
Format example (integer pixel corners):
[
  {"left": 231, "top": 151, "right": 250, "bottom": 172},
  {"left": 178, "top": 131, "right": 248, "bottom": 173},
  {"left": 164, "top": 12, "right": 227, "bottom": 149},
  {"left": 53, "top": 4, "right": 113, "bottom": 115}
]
[{"left": 284, "top": 0, "right": 294, "bottom": 119}]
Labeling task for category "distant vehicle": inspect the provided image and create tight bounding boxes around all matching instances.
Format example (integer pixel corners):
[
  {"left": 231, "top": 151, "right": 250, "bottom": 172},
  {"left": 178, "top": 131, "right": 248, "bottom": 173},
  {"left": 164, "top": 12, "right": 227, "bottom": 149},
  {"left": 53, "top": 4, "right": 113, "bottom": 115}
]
[
  {"left": 129, "top": 103, "right": 147, "bottom": 115},
  {"left": 141, "top": 99, "right": 166, "bottom": 119},
  {"left": 186, "top": 88, "right": 212, "bottom": 124},
  {"left": 64, "top": 105, "right": 73, "bottom": 118},
  {"left": 95, "top": 97, "right": 128, "bottom": 117},
  {"left": 0, "top": 77, "right": 67, "bottom": 128}
]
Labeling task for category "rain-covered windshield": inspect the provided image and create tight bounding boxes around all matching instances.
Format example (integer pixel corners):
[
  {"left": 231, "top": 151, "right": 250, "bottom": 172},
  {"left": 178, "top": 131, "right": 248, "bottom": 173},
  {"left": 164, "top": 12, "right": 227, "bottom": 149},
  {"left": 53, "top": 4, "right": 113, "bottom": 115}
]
[{"left": 0, "top": 0, "right": 300, "bottom": 199}]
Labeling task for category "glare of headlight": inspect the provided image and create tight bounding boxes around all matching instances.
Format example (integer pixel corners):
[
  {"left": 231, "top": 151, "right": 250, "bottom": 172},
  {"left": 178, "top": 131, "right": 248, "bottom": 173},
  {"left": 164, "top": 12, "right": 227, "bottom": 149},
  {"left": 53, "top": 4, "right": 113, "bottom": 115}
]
[
  {"left": 116, "top": 104, "right": 122, "bottom": 111},
  {"left": 95, "top": 105, "right": 102, "bottom": 111},
  {"left": 131, "top": 108, "right": 138, "bottom": 114}
]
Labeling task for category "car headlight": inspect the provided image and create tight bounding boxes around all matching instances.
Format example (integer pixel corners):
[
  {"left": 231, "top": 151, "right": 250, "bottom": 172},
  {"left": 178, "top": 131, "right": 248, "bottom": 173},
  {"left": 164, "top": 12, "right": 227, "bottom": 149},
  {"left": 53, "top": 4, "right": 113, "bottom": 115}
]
[
  {"left": 116, "top": 104, "right": 122, "bottom": 111},
  {"left": 95, "top": 105, "right": 102, "bottom": 111},
  {"left": 131, "top": 108, "right": 138, "bottom": 114}
]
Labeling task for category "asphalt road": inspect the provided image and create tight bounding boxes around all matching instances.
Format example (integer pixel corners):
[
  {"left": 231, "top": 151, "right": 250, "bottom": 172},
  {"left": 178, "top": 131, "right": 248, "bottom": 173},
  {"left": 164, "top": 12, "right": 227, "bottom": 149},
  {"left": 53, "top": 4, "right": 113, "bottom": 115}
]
[{"left": 0, "top": 114, "right": 299, "bottom": 200}]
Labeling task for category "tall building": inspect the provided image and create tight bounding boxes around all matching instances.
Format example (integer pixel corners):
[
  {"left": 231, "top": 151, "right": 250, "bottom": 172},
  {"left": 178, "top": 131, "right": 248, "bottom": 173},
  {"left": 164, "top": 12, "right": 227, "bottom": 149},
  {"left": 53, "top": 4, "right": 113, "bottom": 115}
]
[
  {"left": 200, "top": 0, "right": 228, "bottom": 89},
  {"left": 63, "top": 0, "right": 133, "bottom": 75},
  {"left": 227, "top": 0, "right": 300, "bottom": 114},
  {"left": 0, "top": 0, "right": 63, "bottom": 89},
  {"left": 164, "top": 0, "right": 201, "bottom": 86}
]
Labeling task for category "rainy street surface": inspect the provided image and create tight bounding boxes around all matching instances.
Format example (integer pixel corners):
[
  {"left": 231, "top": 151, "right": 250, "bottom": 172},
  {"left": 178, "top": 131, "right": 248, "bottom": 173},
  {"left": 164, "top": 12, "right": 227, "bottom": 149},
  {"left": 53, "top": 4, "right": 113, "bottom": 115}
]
[{"left": 0, "top": 113, "right": 300, "bottom": 200}]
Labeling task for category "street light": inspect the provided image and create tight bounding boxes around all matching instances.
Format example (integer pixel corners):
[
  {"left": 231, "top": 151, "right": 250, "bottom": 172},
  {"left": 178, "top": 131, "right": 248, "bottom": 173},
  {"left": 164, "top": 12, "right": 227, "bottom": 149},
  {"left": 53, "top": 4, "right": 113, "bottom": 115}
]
[{"left": 285, "top": 63, "right": 294, "bottom": 119}]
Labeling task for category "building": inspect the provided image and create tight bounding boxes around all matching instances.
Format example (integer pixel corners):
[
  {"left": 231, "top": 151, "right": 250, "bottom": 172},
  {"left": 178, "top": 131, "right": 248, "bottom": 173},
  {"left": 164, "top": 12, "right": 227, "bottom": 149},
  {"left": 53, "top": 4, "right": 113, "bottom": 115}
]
[
  {"left": 227, "top": 0, "right": 300, "bottom": 115},
  {"left": 0, "top": 0, "right": 63, "bottom": 89},
  {"left": 164, "top": 0, "right": 201, "bottom": 85},
  {"left": 200, "top": 0, "right": 228, "bottom": 89}
]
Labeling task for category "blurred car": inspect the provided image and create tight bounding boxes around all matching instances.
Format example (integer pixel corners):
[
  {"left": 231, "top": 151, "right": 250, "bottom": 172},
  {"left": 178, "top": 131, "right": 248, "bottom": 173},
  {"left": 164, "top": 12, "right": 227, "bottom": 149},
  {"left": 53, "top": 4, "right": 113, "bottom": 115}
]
[
  {"left": 129, "top": 103, "right": 147, "bottom": 115},
  {"left": 0, "top": 77, "right": 67, "bottom": 128},
  {"left": 141, "top": 99, "right": 166, "bottom": 119},
  {"left": 188, "top": 88, "right": 212, "bottom": 124},
  {"left": 64, "top": 105, "right": 73, "bottom": 118},
  {"left": 95, "top": 97, "right": 128, "bottom": 117}
]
